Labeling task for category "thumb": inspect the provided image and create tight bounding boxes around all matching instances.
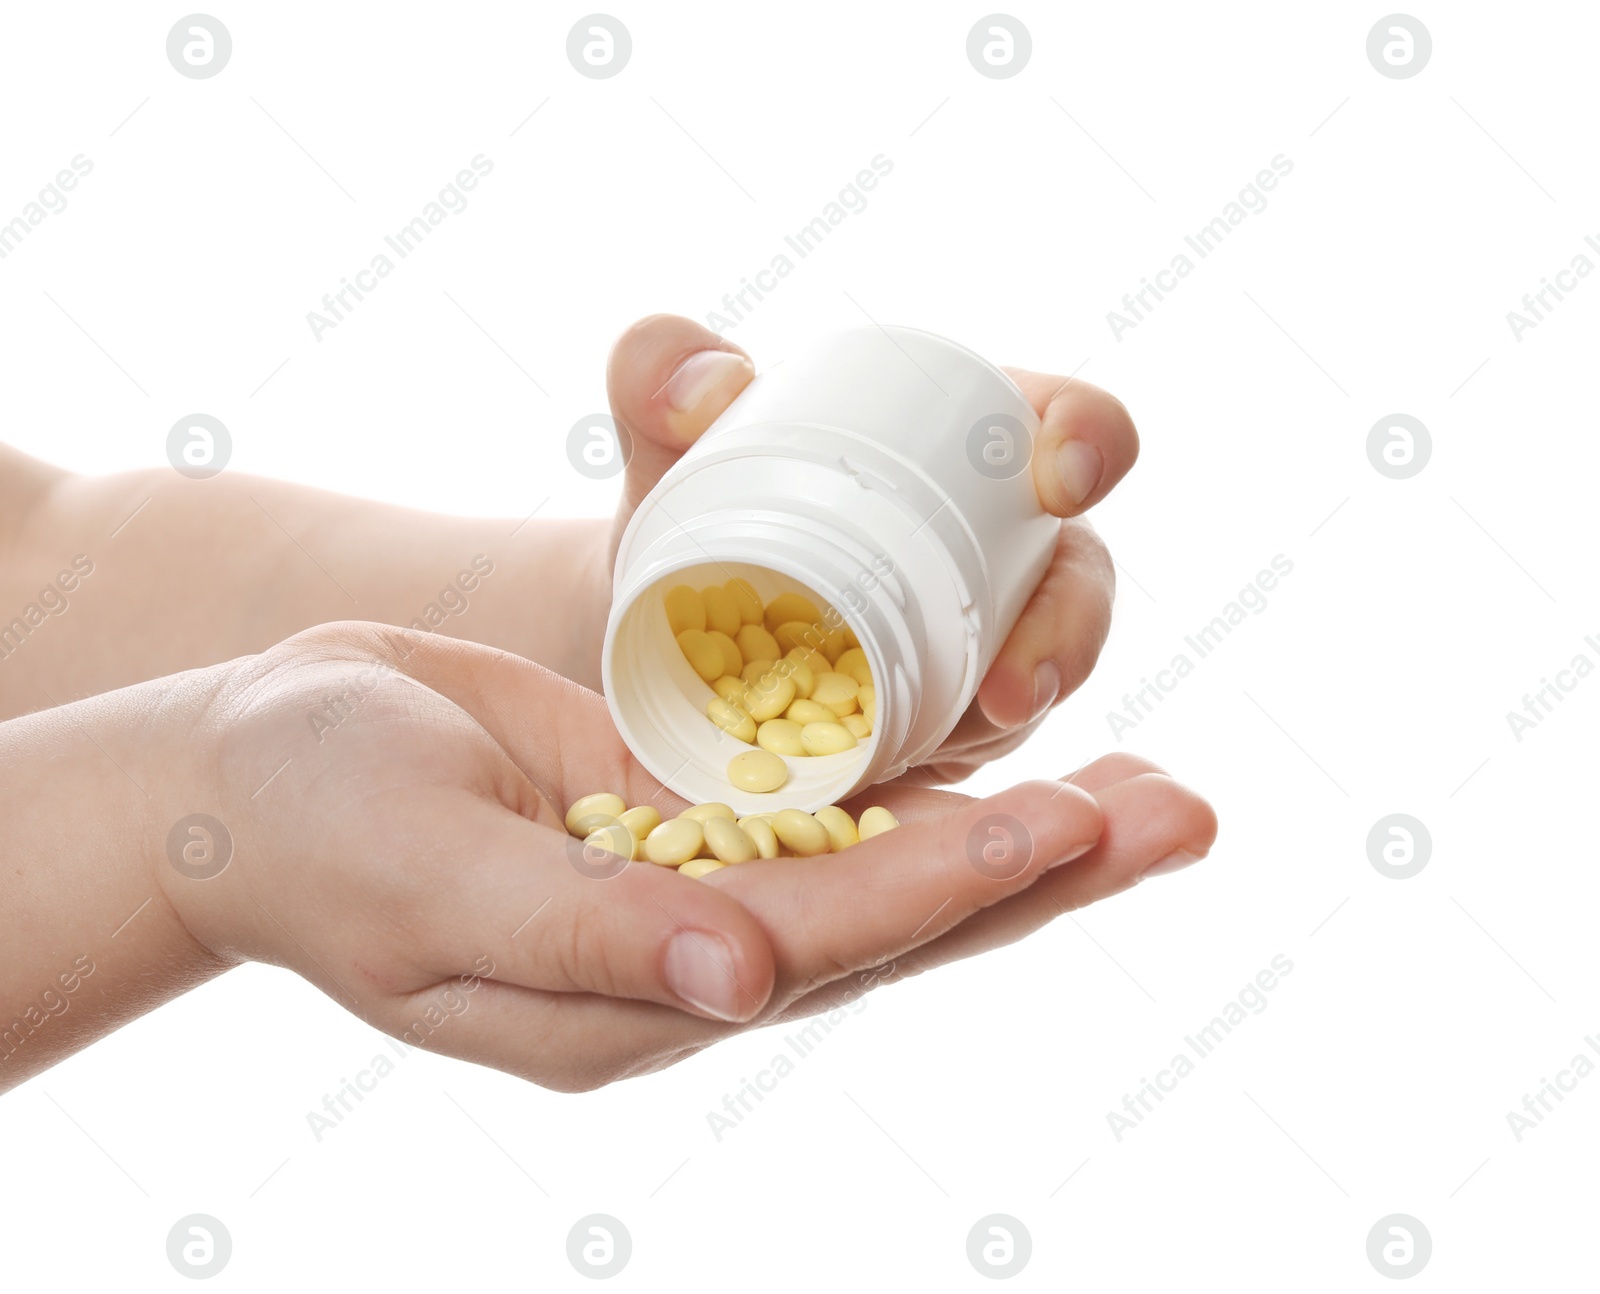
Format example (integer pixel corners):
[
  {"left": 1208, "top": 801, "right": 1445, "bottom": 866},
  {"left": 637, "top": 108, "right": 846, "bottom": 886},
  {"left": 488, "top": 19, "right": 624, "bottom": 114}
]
[{"left": 606, "top": 314, "right": 754, "bottom": 551}]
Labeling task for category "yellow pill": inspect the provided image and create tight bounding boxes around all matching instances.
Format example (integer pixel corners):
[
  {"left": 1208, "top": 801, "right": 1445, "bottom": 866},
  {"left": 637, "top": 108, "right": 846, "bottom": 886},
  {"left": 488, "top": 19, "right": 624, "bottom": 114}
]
[
  {"left": 617, "top": 806, "right": 662, "bottom": 852},
  {"left": 678, "top": 858, "right": 728, "bottom": 879},
  {"left": 703, "top": 817, "right": 759, "bottom": 864},
  {"left": 677, "top": 629, "right": 724, "bottom": 683},
  {"left": 857, "top": 806, "right": 899, "bottom": 839},
  {"left": 834, "top": 647, "right": 873, "bottom": 688},
  {"left": 813, "top": 805, "right": 859, "bottom": 850},
  {"left": 772, "top": 808, "right": 831, "bottom": 856},
  {"left": 755, "top": 718, "right": 806, "bottom": 756},
  {"left": 744, "top": 672, "right": 796, "bottom": 721},
  {"left": 751, "top": 655, "right": 809, "bottom": 693},
  {"left": 737, "top": 815, "right": 780, "bottom": 858},
  {"left": 784, "top": 657, "right": 816, "bottom": 698},
  {"left": 727, "top": 748, "right": 789, "bottom": 793},
  {"left": 741, "top": 658, "right": 778, "bottom": 684},
  {"left": 702, "top": 584, "right": 741, "bottom": 638},
  {"left": 681, "top": 802, "right": 736, "bottom": 824},
  {"left": 644, "top": 818, "right": 703, "bottom": 865},
  {"left": 785, "top": 698, "right": 835, "bottom": 726},
  {"left": 705, "top": 696, "right": 757, "bottom": 743},
  {"left": 569, "top": 811, "right": 619, "bottom": 839},
  {"left": 801, "top": 721, "right": 857, "bottom": 756},
  {"left": 706, "top": 629, "right": 743, "bottom": 678},
  {"left": 774, "top": 620, "right": 826, "bottom": 655},
  {"left": 819, "top": 629, "right": 849, "bottom": 663},
  {"left": 764, "top": 592, "right": 822, "bottom": 634},
  {"left": 725, "top": 577, "right": 764, "bottom": 625},
  {"left": 811, "top": 671, "right": 860, "bottom": 717},
  {"left": 712, "top": 674, "right": 748, "bottom": 704},
  {"left": 785, "top": 645, "right": 830, "bottom": 678},
  {"left": 735, "top": 624, "right": 781, "bottom": 665},
  {"left": 581, "top": 821, "right": 635, "bottom": 862},
  {"left": 564, "top": 792, "right": 625, "bottom": 836},
  {"left": 842, "top": 625, "right": 859, "bottom": 648},
  {"left": 664, "top": 584, "right": 706, "bottom": 635},
  {"left": 858, "top": 683, "right": 877, "bottom": 725},
  {"left": 841, "top": 713, "right": 873, "bottom": 740}
]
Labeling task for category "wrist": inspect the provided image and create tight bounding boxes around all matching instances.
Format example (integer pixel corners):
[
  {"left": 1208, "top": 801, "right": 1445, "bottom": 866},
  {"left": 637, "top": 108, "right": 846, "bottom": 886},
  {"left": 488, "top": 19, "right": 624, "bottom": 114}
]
[
  {"left": 136, "top": 654, "right": 263, "bottom": 972},
  {"left": 0, "top": 663, "right": 233, "bottom": 1089}
]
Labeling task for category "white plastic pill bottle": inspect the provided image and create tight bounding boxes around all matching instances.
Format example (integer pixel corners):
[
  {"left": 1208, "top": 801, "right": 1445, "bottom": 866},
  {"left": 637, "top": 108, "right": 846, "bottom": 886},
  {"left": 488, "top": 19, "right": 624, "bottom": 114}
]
[{"left": 602, "top": 326, "right": 1058, "bottom": 814}]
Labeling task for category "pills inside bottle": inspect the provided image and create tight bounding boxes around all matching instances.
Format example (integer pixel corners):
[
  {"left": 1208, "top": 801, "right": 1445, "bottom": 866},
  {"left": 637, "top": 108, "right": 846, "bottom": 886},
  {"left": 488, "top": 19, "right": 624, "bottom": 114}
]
[{"left": 608, "top": 567, "right": 882, "bottom": 813}]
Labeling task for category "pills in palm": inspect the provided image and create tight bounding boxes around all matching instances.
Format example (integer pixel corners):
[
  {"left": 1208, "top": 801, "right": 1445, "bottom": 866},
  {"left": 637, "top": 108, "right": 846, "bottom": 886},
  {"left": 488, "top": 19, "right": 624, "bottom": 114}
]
[
  {"left": 703, "top": 817, "right": 759, "bottom": 864},
  {"left": 858, "top": 806, "right": 899, "bottom": 839},
  {"left": 737, "top": 814, "right": 780, "bottom": 859},
  {"left": 562, "top": 789, "right": 900, "bottom": 878},
  {"left": 565, "top": 792, "right": 626, "bottom": 836},
  {"left": 813, "top": 805, "right": 859, "bottom": 851},
  {"left": 680, "top": 802, "right": 736, "bottom": 824},
  {"left": 771, "top": 808, "right": 831, "bottom": 856},
  {"left": 644, "top": 817, "right": 704, "bottom": 865}
]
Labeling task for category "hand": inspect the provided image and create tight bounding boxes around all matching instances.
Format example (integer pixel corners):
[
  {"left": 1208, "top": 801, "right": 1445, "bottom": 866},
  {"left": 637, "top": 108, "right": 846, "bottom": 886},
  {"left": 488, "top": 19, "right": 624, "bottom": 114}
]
[
  {"left": 148, "top": 622, "right": 1213, "bottom": 1092},
  {"left": 0, "top": 316, "right": 1129, "bottom": 766},
  {"left": 597, "top": 315, "right": 1139, "bottom": 784}
]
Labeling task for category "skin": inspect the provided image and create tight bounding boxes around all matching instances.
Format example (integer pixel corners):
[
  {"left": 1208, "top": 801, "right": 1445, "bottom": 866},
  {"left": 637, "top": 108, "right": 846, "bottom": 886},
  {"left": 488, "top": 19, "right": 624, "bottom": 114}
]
[{"left": 0, "top": 316, "right": 1215, "bottom": 1094}]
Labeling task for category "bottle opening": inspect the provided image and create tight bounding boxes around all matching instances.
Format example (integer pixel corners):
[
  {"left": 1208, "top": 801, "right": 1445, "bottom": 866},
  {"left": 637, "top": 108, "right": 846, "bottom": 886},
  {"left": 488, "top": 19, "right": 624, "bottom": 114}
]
[{"left": 603, "top": 561, "right": 883, "bottom": 815}]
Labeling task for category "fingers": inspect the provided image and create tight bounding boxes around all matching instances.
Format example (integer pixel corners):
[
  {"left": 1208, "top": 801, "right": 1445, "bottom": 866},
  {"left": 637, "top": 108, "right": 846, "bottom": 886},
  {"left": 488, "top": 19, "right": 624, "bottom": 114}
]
[
  {"left": 1003, "top": 369, "right": 1141, "bottom": 517},
  {"left": 395, "top": 976, "right": 708, "bottom": 1093},
  {"left": 976, "top": 518, "right": 1114, "bottom": 729},
  {"left": 285, "top": 628, "right": 770, "bottom": 1025},
  {"left": 706, "top": 780, "right": 1103, "bottom": 996},
  {"left": 417, "top": 759, "right": 1216, "bottom": 1089},
  {"left": 411, "top": 797, "right": 776, "bottom": 1025},
  {"left": 780, "top": 767, "right": 1217, "bottom": 1019},
  {"left": 605, "top": 314, "right": 755, "bottom": 540},
  {"left": 1065, "top": 750, "right": 1168, "bottom": 793},
  {"left": 337, "top": 620, "right": 649, "bottom": 813}
]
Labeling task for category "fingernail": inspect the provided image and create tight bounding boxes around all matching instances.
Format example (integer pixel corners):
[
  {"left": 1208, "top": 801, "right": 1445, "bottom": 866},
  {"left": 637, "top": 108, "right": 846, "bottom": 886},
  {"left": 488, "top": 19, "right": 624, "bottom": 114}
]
[
  {"left": 1140, "top": 849, "right": 1203, "bottom": 881},
  {"left": 664, "top": 929, "right": 746, "bottom": 1021},
  {"left": 1055, "top": 440, "right": 1103, "bottom": 509},
  {"left": 1046, "top": 838, "right": 1098, "bottom": 871},
  {"left": 663, "top": 350, "right": 750, "bottom": 415},
  {"left": 1029, "top": 660, "right": 1061, "bottom": 723}
]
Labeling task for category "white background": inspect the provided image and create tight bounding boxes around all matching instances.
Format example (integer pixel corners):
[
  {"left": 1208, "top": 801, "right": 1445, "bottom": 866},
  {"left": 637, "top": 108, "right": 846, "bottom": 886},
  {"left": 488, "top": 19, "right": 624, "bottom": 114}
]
[{"left": 2, "top": 1, "right": 1596, "bottom": 1287}]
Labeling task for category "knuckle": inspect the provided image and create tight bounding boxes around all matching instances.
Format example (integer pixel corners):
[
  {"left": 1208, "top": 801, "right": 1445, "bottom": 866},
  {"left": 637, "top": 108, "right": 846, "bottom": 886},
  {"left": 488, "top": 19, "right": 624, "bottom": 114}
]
[{"left": 554, "top": 907, "right": 624, "bottom": 997}]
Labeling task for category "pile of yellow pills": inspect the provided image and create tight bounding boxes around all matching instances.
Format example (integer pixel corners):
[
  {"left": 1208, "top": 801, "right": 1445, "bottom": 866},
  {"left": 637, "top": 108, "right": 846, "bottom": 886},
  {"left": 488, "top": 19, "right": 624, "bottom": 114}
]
[
  {"left": 663, "top": 579, "right": 880, "bottom": 797},
  {"left": 565, "top": 793, "right": 900, "bottom": 878}
]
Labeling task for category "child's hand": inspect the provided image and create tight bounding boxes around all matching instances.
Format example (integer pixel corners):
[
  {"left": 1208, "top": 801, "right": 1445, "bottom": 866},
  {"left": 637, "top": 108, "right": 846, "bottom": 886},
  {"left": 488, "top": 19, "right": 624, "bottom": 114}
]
[
  {"left": 598, "top": 316, "right": 1140, "bottom": 785},
  {"left": 146, "top": 622, "right": 1212, "bottom": 1092}
]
